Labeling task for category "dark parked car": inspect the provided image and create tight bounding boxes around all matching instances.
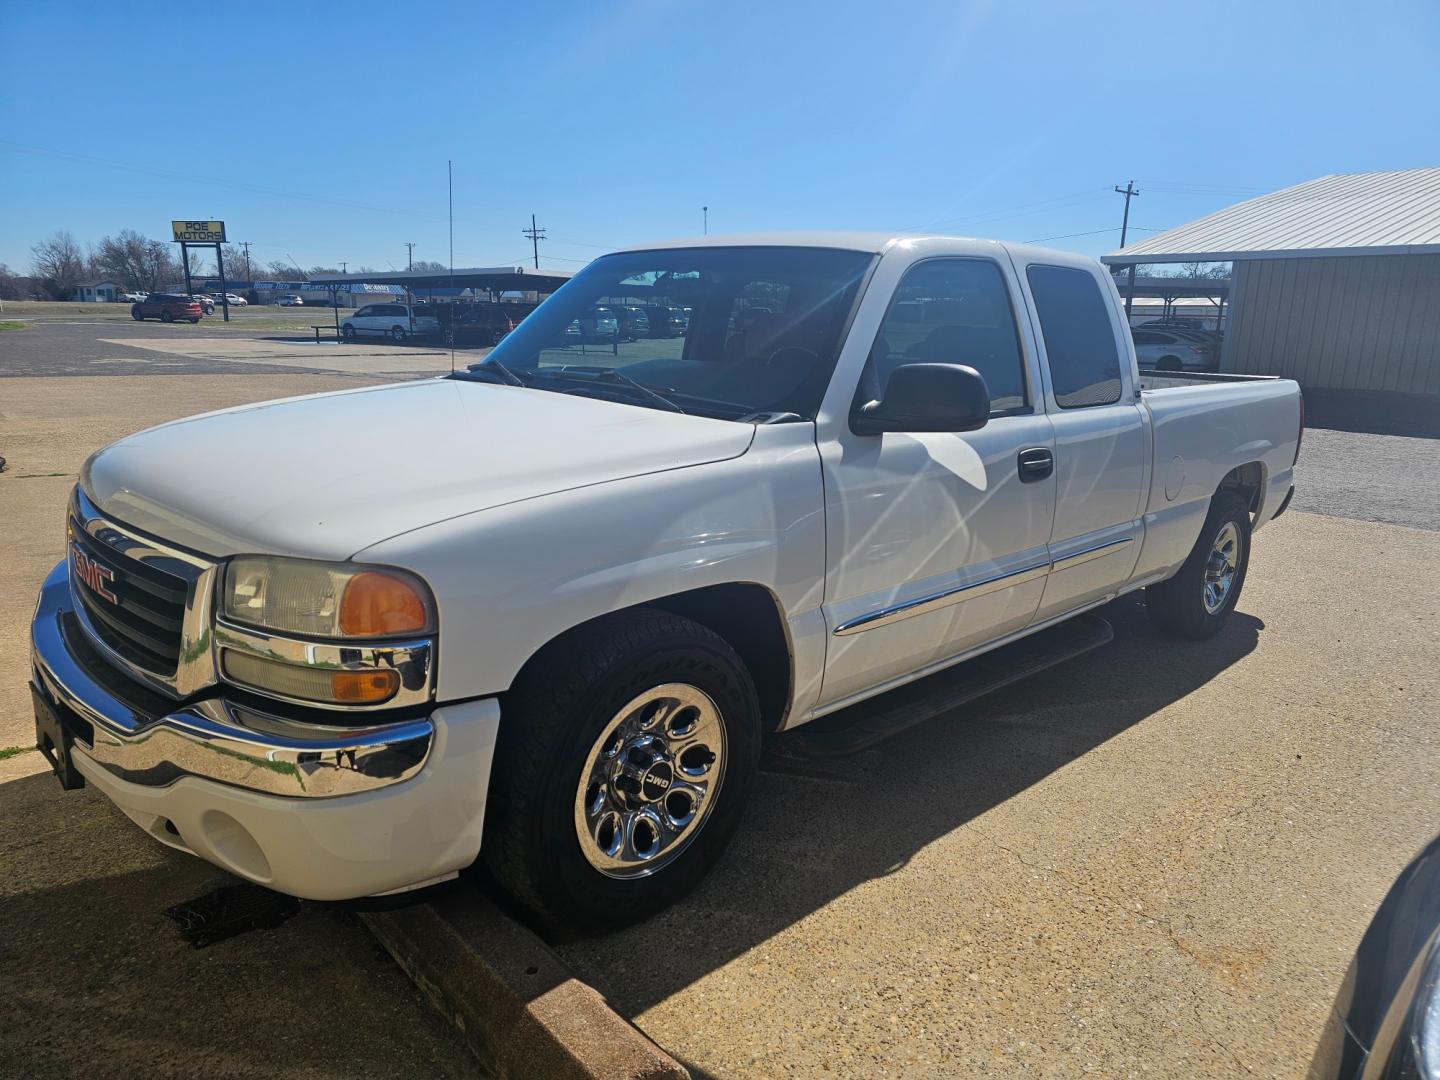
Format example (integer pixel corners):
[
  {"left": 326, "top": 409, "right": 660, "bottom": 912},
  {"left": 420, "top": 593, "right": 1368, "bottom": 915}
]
[
  {"left": 566, "top": 306, "right": 620, "bottom": 344},
  {"left": 448, "top": 302, "right": 515, "bottom": 347},
  {"left": 644, "top": 304, "right": 688, "bottom": 337},
  {"left": 1309, "top": 832, "right": 1440, "bottom": 1078},
  {"left": 611, "top": 305, "right": 651, "bottom": 341},
  {"left": 131, "top": 294, "right": 203, "bottom": 323}
]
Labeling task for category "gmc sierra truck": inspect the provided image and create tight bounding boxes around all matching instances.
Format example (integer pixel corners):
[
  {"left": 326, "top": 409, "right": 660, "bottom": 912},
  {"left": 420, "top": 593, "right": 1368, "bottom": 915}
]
[{"left": 31, "top": 234, "right": 1302, "bottom": 931}]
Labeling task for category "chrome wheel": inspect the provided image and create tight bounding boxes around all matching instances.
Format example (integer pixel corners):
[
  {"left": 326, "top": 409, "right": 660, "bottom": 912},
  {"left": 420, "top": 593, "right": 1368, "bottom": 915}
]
[
  {"left": 1203, "top": 521, "right": 1241, "bottom": 614},
  {"left": 573, "top": 683, "right": 727, "bottom": 880}
]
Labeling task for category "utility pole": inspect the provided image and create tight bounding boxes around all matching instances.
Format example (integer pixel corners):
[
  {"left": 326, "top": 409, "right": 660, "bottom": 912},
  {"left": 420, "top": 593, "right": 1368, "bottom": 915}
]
[
  {"left": 405, "top": 242, "right": 416, "bottom": 271},
  {"left": 340, "top": 261, "right": 347, "bottom": 274},
  {"left": 1114, "top": 180, "right": 1141, "bottom": 319},
  {"left": 522, "top": 214, "right": 546, "bottom": 269},
  {"left": 240, "top": 241, "right": 252, "bottom": 284},
  {"left": 703, "top": 206, "right": 708, "bottom": 235}
]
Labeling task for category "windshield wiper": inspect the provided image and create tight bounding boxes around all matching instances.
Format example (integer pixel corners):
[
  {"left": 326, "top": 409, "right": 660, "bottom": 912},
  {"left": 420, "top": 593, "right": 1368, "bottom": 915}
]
[
  {"left": 551, "top": 366, "right": 686, "bottom": 414},
  {"left": 459, "top": 357, "right": 526, "bottom": 387}
]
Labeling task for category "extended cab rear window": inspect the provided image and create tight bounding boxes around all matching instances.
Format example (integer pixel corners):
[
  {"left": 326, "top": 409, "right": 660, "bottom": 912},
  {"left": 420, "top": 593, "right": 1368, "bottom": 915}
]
[{"left": 1026, "top": 265, "right": 1124, "bottom": 409}]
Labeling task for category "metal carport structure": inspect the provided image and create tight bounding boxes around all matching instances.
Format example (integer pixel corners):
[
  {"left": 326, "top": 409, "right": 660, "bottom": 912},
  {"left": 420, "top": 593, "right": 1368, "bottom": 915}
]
[
  {"left": 1102, "top": 168, "right": 1440, "bottom": 394},
  {"left": 310, "top": 265, "right": 574, "bottom": 299}
]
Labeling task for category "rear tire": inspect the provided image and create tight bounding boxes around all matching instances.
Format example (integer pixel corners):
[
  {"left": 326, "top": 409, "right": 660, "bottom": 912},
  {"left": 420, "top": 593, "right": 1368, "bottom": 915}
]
[
  {"left": 189, "top": 317, "right": 200, "bottom": 324},
  {"left": 390, "top": 326, "right": 406, "bottom": 342},
  {"left": 1157, "top": 355, "right": 1182, "bottom": 372},
  {"left": 1146, "top": 491, "right": 1251, "bottom": 639},
  {"left": 482, "top": 609, "right": 760, "bottom": 934}
]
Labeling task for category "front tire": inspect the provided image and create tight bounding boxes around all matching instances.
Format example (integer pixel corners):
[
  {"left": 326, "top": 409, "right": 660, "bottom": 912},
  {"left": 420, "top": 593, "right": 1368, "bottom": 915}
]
[
  {"left": 1146, "top": 490, "right": 1251, "bottom": 639},
  {"left": 161, "top": 310, "right": 173, "bottom": 323},
  {"left": 342, "top": 325, "right": 355, "bottom": 341},
  {"left": 482, "top": 609, "right": 760, "bottom": 934}
]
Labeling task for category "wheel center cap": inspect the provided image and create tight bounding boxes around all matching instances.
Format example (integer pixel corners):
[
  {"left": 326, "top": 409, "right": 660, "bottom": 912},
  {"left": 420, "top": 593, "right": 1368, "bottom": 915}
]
[
  {"left": 640, "top": 761, "right": 673, "bottom": 802},
  {"left": 612, "top": 736, "right": 673, "bottom": 808}
]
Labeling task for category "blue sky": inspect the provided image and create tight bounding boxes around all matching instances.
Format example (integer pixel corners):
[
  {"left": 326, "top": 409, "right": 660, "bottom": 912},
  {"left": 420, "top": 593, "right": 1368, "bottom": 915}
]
[{"left": 2, "top": 0, "right": 1436, "bottom": 275}]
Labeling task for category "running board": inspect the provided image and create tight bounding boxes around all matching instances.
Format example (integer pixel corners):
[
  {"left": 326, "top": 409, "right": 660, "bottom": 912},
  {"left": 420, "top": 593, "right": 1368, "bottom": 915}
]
[{"left": 777, "top": 613, "right": 1114, "bottom": 758}]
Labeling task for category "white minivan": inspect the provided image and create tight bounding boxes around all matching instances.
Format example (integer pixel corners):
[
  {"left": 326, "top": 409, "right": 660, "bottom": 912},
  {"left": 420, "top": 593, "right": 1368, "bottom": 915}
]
[{"left": 341, "top": 303, "right": 442, "bottom": 342}]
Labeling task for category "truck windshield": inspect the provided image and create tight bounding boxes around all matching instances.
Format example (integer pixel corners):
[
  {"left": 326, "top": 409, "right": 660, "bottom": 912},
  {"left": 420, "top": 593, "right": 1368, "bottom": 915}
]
[{"left": 460, "top": 246, "right": 874, "bottom": 420}]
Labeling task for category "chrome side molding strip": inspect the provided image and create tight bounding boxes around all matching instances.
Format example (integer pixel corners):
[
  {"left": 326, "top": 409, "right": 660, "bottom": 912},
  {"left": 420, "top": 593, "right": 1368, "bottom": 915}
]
[
  {"left": 833, "top": 562, "right": 1051, "bottom": 637},
  {"left": 832, "top": 535, "right": 1136, "bottom": 637},
  {"left": 1050, "top": 536, "right": 1134, "bottom": 572}
]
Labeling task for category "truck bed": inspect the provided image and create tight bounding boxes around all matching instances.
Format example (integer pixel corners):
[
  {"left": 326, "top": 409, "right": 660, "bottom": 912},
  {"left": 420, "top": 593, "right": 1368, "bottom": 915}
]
[
  {"left": 1127, "top": 370, "right": 1302, "bottom": 587},
  {"left": 1137, "top": 370, "right": 1281, "bottom": 392}
]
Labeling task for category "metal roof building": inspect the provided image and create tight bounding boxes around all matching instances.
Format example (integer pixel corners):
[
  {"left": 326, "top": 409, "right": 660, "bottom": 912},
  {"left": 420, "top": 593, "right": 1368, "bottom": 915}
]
[{"left": 1104, "top": 168, "right": 1440, "bottom": 396}]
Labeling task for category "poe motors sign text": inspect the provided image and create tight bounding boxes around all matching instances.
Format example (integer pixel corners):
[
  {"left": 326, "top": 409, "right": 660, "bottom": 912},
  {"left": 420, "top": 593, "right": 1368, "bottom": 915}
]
[{"left": 172, "top": 220, "right": 227, "bottom": 243}]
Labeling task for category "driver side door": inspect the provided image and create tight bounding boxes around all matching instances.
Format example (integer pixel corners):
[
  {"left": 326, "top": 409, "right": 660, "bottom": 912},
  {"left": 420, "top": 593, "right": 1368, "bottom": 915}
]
[{"left": 816, "top": 256, "right": 1057, "bottom": 710}]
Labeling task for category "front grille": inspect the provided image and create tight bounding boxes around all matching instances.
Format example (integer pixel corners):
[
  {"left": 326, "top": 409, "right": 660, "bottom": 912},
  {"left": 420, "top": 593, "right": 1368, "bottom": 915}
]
[{"left": 70, "top": 520, "right": 189, "bottom": 676}]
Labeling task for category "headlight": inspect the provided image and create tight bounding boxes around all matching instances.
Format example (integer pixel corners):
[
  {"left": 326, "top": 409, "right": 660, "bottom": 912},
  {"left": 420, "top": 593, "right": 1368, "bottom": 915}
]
[{"left": 223, "top": 557, "right": 434, "bottom": 639}]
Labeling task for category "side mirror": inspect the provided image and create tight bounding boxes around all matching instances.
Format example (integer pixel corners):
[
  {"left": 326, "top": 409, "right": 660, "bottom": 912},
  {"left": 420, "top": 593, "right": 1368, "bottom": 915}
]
[{"left": 852, "top": 363, "right": 991, "bottom": 435}]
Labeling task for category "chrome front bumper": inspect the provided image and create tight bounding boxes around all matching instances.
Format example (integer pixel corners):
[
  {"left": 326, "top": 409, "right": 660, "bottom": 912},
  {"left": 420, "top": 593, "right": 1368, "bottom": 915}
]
[{"left": 31, "top": 560, "right": 434, "bottom": 799}]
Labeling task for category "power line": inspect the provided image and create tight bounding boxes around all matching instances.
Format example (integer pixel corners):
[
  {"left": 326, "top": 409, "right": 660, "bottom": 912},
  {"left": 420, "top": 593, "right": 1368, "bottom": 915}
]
[
  {"left": 1025, "top": 226, "right": 1119, "bottom": 243},
  {"left": 522, "top": 214, "right": 547, "bottom": 270}
]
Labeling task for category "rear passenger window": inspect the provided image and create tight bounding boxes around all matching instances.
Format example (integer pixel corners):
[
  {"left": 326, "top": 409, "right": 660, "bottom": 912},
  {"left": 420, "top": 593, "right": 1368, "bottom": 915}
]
[
  {"left": 1026, "top": 265, "right": 1123, "bottom": 408},
  {"left": 862, "top": 259, "right": 1027, "bottom": 414}
]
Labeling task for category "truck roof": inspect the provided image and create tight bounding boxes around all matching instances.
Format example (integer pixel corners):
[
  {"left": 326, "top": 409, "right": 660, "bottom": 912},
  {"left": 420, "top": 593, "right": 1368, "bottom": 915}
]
[{"left": 608, "top": 231, "right": 1089, "bottom": 265}]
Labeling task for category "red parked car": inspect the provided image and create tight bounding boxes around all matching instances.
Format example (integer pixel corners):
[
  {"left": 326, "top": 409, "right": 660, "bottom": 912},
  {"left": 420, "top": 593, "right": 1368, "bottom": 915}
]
[{"left": 131, "top": 294, "right": 203, "bottom": 324}]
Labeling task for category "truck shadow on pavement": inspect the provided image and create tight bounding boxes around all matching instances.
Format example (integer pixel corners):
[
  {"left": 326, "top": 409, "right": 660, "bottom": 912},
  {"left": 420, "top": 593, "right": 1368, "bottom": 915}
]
[
  {"left": 0, "top": 772, "right": 473, "bottom": 1078},
  {"left": 554, "top": 593, "right": 1264, "bottom": 1016}
]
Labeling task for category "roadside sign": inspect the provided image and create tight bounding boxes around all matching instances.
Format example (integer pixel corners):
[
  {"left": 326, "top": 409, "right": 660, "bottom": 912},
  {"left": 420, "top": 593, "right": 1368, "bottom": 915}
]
[{"left": 172, "top": 220, "right": 227, "bottom": 243}]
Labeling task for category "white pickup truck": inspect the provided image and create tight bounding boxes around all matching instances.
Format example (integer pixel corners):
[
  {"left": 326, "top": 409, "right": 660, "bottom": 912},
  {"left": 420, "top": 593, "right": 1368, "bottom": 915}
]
[{"left": 31, "top": 234, "right": 1302, "bottom": 931}]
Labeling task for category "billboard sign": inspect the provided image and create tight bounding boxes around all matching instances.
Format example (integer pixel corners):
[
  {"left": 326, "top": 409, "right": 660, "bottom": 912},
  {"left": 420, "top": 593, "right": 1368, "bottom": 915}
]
[{"left": 172, "top": 220, "right": 227, "bottom": 243}]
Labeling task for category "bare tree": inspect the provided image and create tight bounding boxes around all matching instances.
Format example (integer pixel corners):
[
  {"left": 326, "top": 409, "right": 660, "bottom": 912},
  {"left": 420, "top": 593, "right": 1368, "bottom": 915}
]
[
  {"left": 266, "top": 258, "right": 300, "bottom": 278},
  {"left": 91, "top": 230, "right": 181, "bottom": 292},
  {"left": 1153, "top": 261, "right": 1230, "bottom": 280},
  {"left": 0, "top": 263, "right": 34, "bottom": 300},
  {"left": 409, "top": 259, "right": 448, "bottom": 272},
  {"left": 30, "top": 230, "right": 88, "bottom": 297}
]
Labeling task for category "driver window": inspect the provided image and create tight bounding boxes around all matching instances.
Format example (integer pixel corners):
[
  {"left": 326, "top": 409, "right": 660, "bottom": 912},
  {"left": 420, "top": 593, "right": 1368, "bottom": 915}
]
[{"left": 862, "top": 259, "right": 1028, "bottom": 414}]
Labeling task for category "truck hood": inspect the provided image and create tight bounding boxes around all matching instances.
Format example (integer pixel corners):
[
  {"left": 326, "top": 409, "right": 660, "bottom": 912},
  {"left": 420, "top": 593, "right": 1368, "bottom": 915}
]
[{"left": 82, "top": 378, "right": 755, "bottom": 559}]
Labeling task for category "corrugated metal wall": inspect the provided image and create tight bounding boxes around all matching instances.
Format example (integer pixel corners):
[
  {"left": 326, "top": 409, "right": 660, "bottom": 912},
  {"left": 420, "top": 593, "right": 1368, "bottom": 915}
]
[{"left": 1222, "top": 253, "right": 1440, "bottom": 393}]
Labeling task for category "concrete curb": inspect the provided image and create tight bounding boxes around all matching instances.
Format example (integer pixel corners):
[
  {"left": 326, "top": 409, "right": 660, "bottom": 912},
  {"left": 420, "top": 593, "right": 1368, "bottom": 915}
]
[{"left": 360, "top": 890, "right": 689, "bottom": 1080}]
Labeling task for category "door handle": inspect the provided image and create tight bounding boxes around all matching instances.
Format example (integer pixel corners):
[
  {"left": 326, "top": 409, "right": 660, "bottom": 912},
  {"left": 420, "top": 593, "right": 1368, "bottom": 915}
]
[{"left": 1018, "top": 447, "right": 1054, "bottom": 482}]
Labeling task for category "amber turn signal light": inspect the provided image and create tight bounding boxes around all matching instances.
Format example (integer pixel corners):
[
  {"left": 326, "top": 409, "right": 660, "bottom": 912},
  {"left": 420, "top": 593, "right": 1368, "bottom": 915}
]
[
  {"left": 330, "top": 669, "right": 401, "bottom": 704},
  {"left": 339, "top": 571, "right": 430, "bottom": 637}
]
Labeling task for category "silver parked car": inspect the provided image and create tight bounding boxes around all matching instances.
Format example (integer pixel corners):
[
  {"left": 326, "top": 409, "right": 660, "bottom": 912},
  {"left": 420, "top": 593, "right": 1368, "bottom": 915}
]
[{"left": 1131, "top": 328, "right": 1217, "bottom": 372}]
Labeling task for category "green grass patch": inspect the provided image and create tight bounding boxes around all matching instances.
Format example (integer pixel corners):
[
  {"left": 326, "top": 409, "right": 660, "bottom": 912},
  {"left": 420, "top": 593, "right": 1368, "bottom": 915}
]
[
  {"left": 0, "top": 321, "right": 26, "bottom": 330},
  {"left": 0, "top": 745, "right": 33, "bottom": 760}
]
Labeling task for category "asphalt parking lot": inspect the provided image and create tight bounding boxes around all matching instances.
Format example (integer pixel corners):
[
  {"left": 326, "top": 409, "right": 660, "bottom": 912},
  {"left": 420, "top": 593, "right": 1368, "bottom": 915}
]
[{"left": 2, "top": 317, "right": 1436, "bottom": 1078}]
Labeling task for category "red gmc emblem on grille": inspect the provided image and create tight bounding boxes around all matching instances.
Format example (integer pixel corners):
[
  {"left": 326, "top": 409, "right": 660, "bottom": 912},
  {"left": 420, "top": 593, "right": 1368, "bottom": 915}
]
[{"left": 71, "top": 544, "right": 118, "bottom": 603}]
